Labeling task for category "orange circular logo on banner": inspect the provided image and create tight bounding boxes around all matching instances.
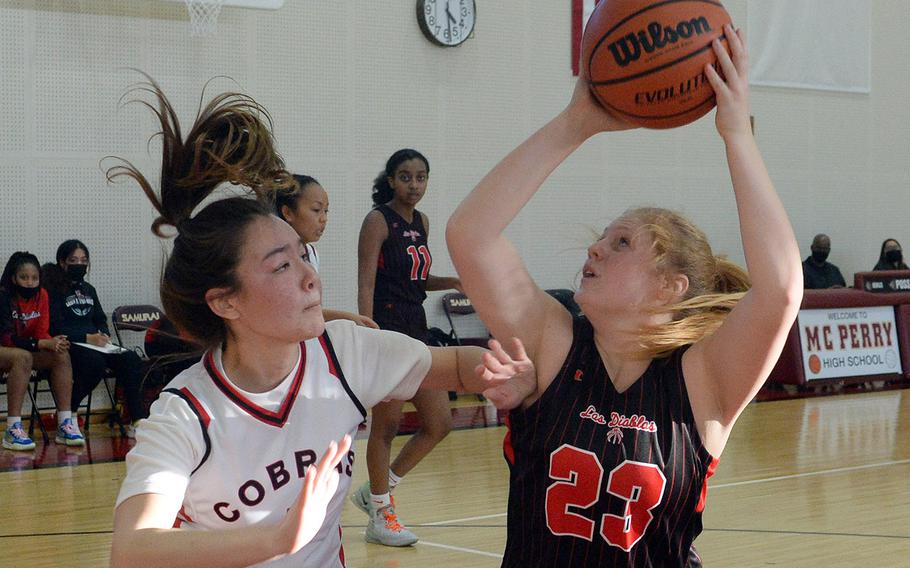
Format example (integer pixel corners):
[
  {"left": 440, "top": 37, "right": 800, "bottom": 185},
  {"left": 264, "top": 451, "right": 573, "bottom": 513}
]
[{"left": 808, "top": 354, "right": 822, "bottom": 374}]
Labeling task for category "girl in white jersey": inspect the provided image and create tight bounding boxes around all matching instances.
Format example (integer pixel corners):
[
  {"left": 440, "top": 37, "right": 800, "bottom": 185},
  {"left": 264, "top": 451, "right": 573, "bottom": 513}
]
[{"left": 107, "top": 76, "right": 533, "bottom": 568}]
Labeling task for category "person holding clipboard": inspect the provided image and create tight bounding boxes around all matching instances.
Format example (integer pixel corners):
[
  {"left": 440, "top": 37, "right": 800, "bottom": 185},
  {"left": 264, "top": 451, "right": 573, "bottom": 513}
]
[{"left": 43, "top": 239, "right": 147, "bottom": 438}]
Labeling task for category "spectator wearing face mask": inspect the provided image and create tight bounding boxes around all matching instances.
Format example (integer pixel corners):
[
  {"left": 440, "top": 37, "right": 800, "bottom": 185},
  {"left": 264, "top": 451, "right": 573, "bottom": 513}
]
[
  {"left": 42, "top": 239, "right": 148, "bottom": 437},
  {"left": 873, "top": 238, "right": 909, "bottom": 271},
  {"left": 802, "top": 234, "right": 846, "bottom": 289}
]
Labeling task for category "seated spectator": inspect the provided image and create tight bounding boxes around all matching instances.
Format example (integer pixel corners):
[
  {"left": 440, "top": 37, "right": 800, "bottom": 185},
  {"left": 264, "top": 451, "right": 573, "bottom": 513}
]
[
  {"left": 802, "top": 234, "right": 846, "bottom": 289},
  {"left": 42, "top": 239, "right": 147, "bottom": 438},
  {"left": 0, "top": 251, "right": 81, "bottom": 449},
  {"left": 873, "top": 238, "right": 909, "bottom": 271}
]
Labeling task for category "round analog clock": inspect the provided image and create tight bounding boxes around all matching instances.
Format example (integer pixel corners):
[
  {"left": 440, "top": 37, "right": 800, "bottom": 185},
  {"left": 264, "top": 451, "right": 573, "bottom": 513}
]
[{"left": 416, "top": 0, "right": 476, "bottom": 47}]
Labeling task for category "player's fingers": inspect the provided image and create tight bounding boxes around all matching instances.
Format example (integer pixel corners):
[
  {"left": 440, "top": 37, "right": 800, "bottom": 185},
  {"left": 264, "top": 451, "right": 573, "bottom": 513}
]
[
  {"left": 489, "top": 341, "right": 516, "bottom": 365},
  {"left": 711, "top": 36, "right": 736, "bottom": 84},
  {"left": 302, "top": 465, "right": 317, "bottom": 500},
  {"left": 509, "top": 337, "right": 529, "bottom": 362},
  {"left": 482, "top": 351, "right": 507, "bottom": 374},
  {"left": 733, "top": 27, "right": 748, "bottom": 78},
  {"left": 723, "top": 24, "right": 744, "bottom": 66},
  {"left": 704, "top": 62, "right": 727, "bottom": 98},
  {"left": 314, "top": 440, "right": 339, "bottom": 479}
]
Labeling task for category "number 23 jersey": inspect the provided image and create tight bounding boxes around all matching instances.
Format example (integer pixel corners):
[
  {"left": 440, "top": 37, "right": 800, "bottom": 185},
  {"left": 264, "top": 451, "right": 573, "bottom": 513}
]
[{"left": 502, "top": 317, "right": 718, "bottom": 567}]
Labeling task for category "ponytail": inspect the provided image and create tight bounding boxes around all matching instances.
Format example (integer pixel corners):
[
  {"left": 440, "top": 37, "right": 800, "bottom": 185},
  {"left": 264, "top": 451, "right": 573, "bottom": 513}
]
[
  {"left": 371, "top": 171, "right": 394, "bottom": 206},
  {"left": 105, "top": 72, "right": 295, "bottom": 237},
  {"left": 106, "top": 74, "right": 294, "bottom": 347}
]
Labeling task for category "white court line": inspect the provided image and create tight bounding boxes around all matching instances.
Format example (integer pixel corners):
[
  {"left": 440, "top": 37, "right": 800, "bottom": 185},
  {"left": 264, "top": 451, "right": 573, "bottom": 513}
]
[
  {"left": 710, "top": 458, "right": 910, "bottom": 489},
  {"left": 419, "top": 540, "right": 504, "bottom": 559},
  {"left": 357, "top": 531, "right": 504, "bottom": 560},
  {"left": 423, "top": 512, "right": 507, "bottom": 526}
]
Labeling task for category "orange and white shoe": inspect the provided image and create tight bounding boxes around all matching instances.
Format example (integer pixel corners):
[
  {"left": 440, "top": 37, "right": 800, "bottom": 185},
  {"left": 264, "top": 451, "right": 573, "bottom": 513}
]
[{"left": 365, "top": 503, "right": 418, "bottom": 547}]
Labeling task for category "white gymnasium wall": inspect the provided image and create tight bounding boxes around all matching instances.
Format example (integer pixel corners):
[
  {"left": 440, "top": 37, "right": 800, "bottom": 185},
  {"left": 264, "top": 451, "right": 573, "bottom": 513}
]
[{"left": 0, "top": 0, "right": 908, "bottom": 353}]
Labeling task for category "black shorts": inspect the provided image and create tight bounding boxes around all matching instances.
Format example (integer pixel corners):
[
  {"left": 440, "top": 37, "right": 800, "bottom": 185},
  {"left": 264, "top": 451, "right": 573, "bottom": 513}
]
[{"left": 373, "top": 301, "right": 428, "bottom": 344}]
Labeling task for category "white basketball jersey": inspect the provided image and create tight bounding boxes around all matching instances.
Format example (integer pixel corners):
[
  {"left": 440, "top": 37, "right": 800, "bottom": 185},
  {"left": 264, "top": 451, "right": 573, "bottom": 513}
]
[
  {"left": 117, "top": 320, "right": 431, "bottom": 567},
  {"left": 305, "top": 243, "right": 320, "bottom": 272}
]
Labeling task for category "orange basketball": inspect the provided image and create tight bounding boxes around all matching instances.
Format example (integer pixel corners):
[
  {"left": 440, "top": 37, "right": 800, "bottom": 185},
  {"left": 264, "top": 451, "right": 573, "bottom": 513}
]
[{"left": 582, "top": 0, "right": 732, "bottom": 129}]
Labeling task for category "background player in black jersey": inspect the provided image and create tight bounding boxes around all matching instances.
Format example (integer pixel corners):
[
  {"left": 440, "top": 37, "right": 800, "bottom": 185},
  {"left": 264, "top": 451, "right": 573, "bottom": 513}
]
[
  {"left": 352, "top": 149, "right": 463, "bottom": 546},
  {"left": 449, "top": 28, "right": 803, "bottom": 566}
]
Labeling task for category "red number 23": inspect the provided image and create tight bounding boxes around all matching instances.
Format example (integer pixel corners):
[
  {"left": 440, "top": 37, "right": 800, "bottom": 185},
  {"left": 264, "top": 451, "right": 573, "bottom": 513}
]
[{"left": 545, "top": 444, "right": 667, "bottom": 552}]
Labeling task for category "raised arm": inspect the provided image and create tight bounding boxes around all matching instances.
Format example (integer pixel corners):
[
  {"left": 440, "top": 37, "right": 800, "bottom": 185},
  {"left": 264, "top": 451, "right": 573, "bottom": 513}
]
[
  {"left": 684, "top": 28, "right": 803, "bottom": 450},
  {"left": 357, "top": 210, "right": 387, "bottom": 320},
  {"left": 446, "top": 79, "right": 633, "bottom": 363}
]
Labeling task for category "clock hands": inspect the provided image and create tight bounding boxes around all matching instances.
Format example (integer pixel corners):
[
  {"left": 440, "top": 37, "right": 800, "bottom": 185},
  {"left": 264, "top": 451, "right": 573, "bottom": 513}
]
[{"left": 445, "top": 0, "right": 457, "bottom": 40}]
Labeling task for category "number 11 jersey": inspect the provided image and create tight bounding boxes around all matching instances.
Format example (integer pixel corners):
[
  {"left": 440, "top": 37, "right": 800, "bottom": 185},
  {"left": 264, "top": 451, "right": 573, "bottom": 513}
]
[
  {"left": 373, "top": 204, "right": 432, "bottom": 306},
  {"left": 502, "top": 316, "right": 718, "bottom": 567}
]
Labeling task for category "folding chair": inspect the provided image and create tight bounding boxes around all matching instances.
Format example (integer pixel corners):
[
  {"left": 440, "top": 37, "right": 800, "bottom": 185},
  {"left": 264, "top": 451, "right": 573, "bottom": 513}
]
[
  {"left": 111, "top": 305, "right": 202, "bottom": 417},
  {"left": 441, "top": 293, "right": 492, "bottom": 402},
  {"left": 441, "top": 292, "right": 490, "bottom": 347},
  {"left": 111, "top": 305, "right": 166, "bottom": 355}
]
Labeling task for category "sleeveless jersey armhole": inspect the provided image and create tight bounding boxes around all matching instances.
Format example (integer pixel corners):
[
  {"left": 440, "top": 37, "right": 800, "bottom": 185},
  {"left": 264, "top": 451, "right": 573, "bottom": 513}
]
[
  {"left": 318, "top": 331, "right": 367, "bottom": 419},
  {"left": 161, "top": 387, "right": 213, "bottom": 475},
  {"left": 670, "top": 346, "right": 716, "bottom": 464}
]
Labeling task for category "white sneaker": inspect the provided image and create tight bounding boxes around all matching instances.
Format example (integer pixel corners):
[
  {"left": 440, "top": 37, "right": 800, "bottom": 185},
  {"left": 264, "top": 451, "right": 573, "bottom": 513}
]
[{"left": 365, "top": 503, "right": 418, "bottom": 547}]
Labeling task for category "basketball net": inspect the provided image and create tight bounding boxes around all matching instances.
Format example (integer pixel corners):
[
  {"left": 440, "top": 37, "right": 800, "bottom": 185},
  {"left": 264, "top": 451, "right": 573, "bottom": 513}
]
[{"left": 183, "top": 0, "right": 225, "bottom": 36}]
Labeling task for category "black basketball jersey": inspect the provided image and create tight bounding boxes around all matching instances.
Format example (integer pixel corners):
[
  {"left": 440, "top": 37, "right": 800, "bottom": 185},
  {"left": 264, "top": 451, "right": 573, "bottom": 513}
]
[
  {"left": 373, "top": 204, "right": 432, "bottom": 306},
  {"left": 502, "top": 317, "right": 717, "bottom": 567}
]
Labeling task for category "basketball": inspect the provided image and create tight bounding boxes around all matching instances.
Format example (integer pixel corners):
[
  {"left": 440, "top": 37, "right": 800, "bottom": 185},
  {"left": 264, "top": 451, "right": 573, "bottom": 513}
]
[{"left": 582, "top": 0, "right": 733, "bottom": 129}]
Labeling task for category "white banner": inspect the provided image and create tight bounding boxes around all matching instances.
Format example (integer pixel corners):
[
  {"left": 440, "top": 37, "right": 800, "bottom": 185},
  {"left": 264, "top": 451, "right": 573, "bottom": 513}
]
[
  {"left": 747, "top": 0, "right": 870, "bottom": 93},
  {"left": 798, "top": 307, "right": 901, "bottom": 380}
]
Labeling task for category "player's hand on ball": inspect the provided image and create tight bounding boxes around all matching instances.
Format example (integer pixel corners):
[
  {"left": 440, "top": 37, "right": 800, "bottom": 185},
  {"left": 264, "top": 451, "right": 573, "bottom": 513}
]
[
  {"left": 705, "top": 24, "right": 752, "bottom": 140},
  {"left": 565, "top": 75, "right": 637, "bottom": 138},
  {"left": 277, "top": 434, "right": 352, "bottom": 555},
  {"left": 476, "top": 338, "right": 537, "bottom": 410}
]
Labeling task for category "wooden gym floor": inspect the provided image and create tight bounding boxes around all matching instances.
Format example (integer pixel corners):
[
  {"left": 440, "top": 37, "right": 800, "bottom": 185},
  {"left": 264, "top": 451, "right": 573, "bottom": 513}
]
[{"left": 2, "top": 390, "right": 910, "bottom": 567}]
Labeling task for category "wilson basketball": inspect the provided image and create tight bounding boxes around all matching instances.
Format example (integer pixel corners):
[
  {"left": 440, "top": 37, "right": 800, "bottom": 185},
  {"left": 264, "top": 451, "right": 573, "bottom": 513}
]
[{"left": 582, "top": 0, "right": 732, "bottom": 129}]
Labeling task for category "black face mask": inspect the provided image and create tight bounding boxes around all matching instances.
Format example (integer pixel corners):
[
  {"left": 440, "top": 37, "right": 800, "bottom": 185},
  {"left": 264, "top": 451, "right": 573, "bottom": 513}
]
[
  {"left": 14, "top": 285, "right": 39, "bottom": 299},
  {"left": 811, "top": 250, "right": 829, "bottom": 263},
  {"left": 885, "top": 250, "right": 903, "bottom": 265},
  {"left": 67, "top": 264, "right": 88, "bottom": 281}
]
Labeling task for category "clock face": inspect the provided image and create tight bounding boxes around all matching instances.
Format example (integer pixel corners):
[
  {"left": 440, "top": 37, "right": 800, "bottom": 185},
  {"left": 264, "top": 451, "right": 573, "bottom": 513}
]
[{"left": 417, "top": 0, "right": 476, "bottom": 47}]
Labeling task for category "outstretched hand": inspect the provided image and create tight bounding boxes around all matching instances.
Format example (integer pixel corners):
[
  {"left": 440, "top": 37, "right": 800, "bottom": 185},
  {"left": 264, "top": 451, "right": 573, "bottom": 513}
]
[
  {"left": 475, "top": 338, "right": 537, "bottom": 410},
  {"left": 705, "top": 25, "right": 752, "bottom": 140},
  {"left": 275, "top": 434, "right": 352, "bottom": 556}
]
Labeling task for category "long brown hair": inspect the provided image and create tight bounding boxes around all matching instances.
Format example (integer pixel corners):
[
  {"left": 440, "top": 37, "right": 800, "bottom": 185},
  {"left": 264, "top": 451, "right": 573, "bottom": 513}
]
[
  {"left": 106, "top": 74, "right": 296, "bottom": 347},
  {"left": 623, "top": 207, "right": 751, "bottom": 358}
]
